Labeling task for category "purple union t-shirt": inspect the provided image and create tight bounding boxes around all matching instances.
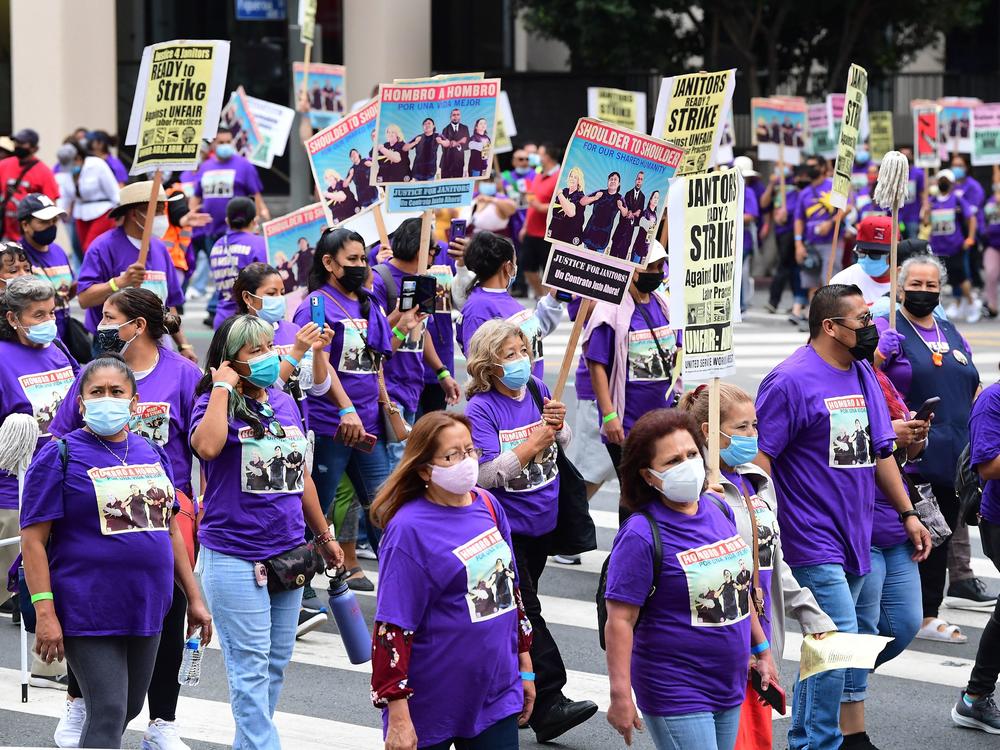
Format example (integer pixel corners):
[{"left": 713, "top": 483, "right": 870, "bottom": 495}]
[
  {"left": 211, "top": 230, "right": 267, "bottom": 327},
  {"left": 194, "top": 154, "right": 264, "bottom": 239},
  {"left": 971, "top": 383, "right": 1000, "bottom": 525},
  {"left": 460, "top": 287, "right": 545, "bottom": 381}
]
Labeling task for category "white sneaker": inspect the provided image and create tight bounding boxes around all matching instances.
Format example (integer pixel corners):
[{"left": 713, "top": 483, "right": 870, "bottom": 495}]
[
  {"left": 946, "top": 301, "right": 961, "bottom": 319},
  {"left": 141, "top": 718, "right": 191, "bottom": 750},
  {"left": 967, "top": 299, "right": 983, "bottom": 323},
  {"left": 54, "top": 698, "right": 86, "bottom": 748},
  {"left": 356, "top": 542, "right": 377, "bottom": 560}
]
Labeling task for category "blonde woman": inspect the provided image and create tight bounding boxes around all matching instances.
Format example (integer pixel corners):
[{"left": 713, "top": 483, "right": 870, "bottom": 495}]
[
  {"left": 377, "top": 124, "right": 411, "bottom": 183},
  {"left": 549, "top": 166, "right": 587, "bottom": 245}
]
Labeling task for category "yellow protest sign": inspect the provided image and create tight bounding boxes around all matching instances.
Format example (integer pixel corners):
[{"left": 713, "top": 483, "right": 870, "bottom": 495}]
[
  {"left": 831, "top": 63, "right": 868, "bottom": 209},
  {"left": 125, "top": 40, "right": 231, "bottom": 175},
  {"left": 299, "top": 0, "right": 317, "bottom": 44},
  {"left": 652, "top": 70, "right": 735, "bottom": 176},
  {"left": 868, "top": 111, "right": 894, "bottom": 162},
  {"left": 494, "top": 91, "right": 517, "bottom": 155},
  {"left": 586, "top": 87, "right": 647, "bottom": 132}
]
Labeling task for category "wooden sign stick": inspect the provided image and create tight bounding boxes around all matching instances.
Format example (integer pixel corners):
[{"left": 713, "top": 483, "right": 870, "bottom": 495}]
[
  {"left": 825, "top": 210, "right": 844, "bottom": 284},
  {"left": 301, "top": 43, "right": 313, "bottom": 97},
  {"left": 417, "top": 208, "right": 433, "bottom": 273},
  {"left": 552, "top": 298, "right": 592, "bottom": 402},
  {"left": 707, "top": 376, "right": 721, "bottom": 484},
  {"left": 372, "top": 203, "right": 391, "bottom": 251},
  {"left": 137, "top": 168, "right": 163, "bottom": 268}
]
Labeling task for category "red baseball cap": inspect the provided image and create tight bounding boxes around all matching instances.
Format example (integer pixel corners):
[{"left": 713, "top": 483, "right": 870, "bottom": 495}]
[{"left": 855, "top": 215, "right": 893, "bottom": 255}]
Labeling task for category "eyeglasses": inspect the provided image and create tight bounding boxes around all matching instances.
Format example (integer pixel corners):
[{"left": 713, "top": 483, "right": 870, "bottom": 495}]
[
  {"left": 829, "top": 312, "right": 873, "bottom": 328},
  {"left": 435, "top": 447, "right": 483, "bottom": 465}
]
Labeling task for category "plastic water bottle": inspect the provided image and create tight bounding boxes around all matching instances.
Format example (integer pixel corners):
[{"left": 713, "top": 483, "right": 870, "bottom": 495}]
[
  {"left": 328, "top": 573, "right": 372, "bottom": 664},
  {"left": 178, "top": 628, "right": 203, "bottom": 686}
]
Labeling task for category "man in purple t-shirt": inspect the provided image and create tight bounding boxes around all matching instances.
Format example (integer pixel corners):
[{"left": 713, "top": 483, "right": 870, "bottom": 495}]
[
  {"left": 439, "top": 109, "right": 470, "bottom": 179},
  {"left": 754, "top": 284, "right": 930, "bottom": 750}
]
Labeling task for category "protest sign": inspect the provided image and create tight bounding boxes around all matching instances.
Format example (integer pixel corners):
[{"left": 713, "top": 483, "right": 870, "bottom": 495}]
[
  {"left": 298, "top": 0, "right": 317, "bottom": 44},
  {"left": 667, "top": 169, "right": 744, "bottom": 381},
  {"left": 220, "top": 86, "right": 264, "bottom": 165},
  {"left": 714, "top": 109, "right": 735, "bottom": 166},
  {"left": 236, "top": 0, "right": 286, "bottom": 20},
  {"left": 542, "top": 246, "right": 633, "bottom": 305},
  {"left": 912, "top": 103, "right": 940, "bottom": 169},
  {"left": 830, "top": 64, "right": 868, "bottom": 210},
  {"left": 751, "top": 97, "right": 807, "bottom": 164},
  {"left": 385, "top": 181, "right": 476, "bottom": 212},
  {"left": 305, "top": 98, "right": 383, "bottom": 226},
  {"left": 799, "top": 633, "right": 892, "bottom": 681},
  {"left": 294, "top": 62, "right": 346, "bottom": 130},
  {"left": 868, "top": 111, "right": 894, "bottom": 162},
  {"left": 808, "top": 102, "right": 837, "bottom": 159},
  {"left": 262, "top": 202, "right": 331, "bottom": 294},
  {"left": 971, "top": 103, "right": 1000, "bottom": 166},
  {"left": 827, "top": 92, "right": 870, "bottom": 146},
  {"left": 125, "top": 40, "right": 231, "bottom": 174},
  {"left": 587, "top": 87, "right": 647, "bottom": 132},
  {"left": 938, "top": 97, "right": 980, "bottom": 157},
  {"left": 651, "top": 69, "right": 735, "bottom": 175},
  {"left": 245, "top": 95, "right": 295, "bottom": 167},
  {"left": 544, "top": 117, "right": 683, "bottom": 267},
  {"left": 494, "top": 91, "right": 517, "bottom": 155}
]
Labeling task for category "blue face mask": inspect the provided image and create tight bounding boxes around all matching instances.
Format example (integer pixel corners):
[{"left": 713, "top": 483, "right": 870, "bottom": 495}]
[
  {"left": 720, "top": 432, "right": 759, "bottom": 466},
  {"left": 855, "top": 149, "right": 871, "bottom": 165},
  {"left": 23, "top": 319, "right": 58, "bottom": 345},
  {"left": 857, "top": 253, "right": 889, "bottom": 277},
  {"left": 478, "top": 182, "right": 498, "bottom": 197},
  {"left": 499, "top": 357, "right": 531, "bottom": 390},
  {"left": 507, "top": 263, "right": 518, "bottom": 291},
  {"left": 527, "top": 153, "right": 541, "bottom": 168},
  {"left": 252, "top": 293, "right": 286, "bottom": 324},
  {"left": 238, "top": 351, "right": 280, "bottom": 389},
  {"left": 951, "top": 166, "right": 966, "bottom": 181},
  {"left": 216, "top": 143, "right": 236, "bottom": 161},
  {"left": 84, "top": 397, "right": 133, "bottom": 437}
]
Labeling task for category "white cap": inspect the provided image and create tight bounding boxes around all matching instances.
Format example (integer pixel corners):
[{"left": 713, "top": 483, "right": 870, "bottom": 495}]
[
  {"left": 646, "top": 239, "right": 667, "bottom": 265},
  {"left": 937, "top": 168, "right": 955, "bottom": 183},
  {"left": 733, "top": 155, "right": 759, "bottom": 178}
]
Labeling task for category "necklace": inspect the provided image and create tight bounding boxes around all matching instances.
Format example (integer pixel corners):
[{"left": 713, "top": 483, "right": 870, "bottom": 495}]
[
  {"left": 903, "top": 312, "right": 945, "bottom": 366},
  {"left": 93, "top": 433, "right": 129, "bottom": 466}
]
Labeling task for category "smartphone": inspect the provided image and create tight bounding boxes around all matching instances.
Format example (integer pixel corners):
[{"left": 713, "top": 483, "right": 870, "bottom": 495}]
[
  {"left": 449, "top": 218, "right": 467, "bottom": 242},
  {"left": 750, "top": 667, "right": 786, "bottom": 715},
  {"left": 400, "top": 274, "right": 437, "bottom": 315},
  {"left": 913, "top": 396, "right": 941, "bottom": 422},
  {"left": 310, "top": 295, "right": 325, "bottom": 328},
  {"left": 554, "top": 290, "right": 573, "bottom": 303},
  {"left": 334, "top": 423, "right": 377, "bottom": 453}
]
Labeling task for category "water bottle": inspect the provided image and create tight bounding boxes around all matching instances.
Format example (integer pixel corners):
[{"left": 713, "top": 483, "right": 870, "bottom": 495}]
[
  {"left": 328, "top": 573, "right": 372, "bottom": 664},
  {"left": 178, "top": 628, "right": 203, "bottom": 686}
]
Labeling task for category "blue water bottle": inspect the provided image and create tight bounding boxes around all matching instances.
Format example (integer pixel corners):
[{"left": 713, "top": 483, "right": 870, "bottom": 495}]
[{"left": 327, "top": 571, "right": 371, "bottom": 664}]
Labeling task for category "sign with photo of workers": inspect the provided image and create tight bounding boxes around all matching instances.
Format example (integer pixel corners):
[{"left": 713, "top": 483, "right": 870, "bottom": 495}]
[
  {"left": 971, "top": 103, "right": 1000, "bottom": 166},
  {"left": 938, "top": 96, "right": 981, "bottom": 158},
  {"left": 808, "top": 102, "right": 837, "bottom": 159},
  {"left": 294, "top": 62, "right": 346, "bottom": 130},
  {"left": 263, "top": 203, "right": 331, "bottom": 294},
  {"left": 912, "top": 101, "right": 940, "bottom": 169},
  {"left": 751, "top": 96, "right": 807, "bottom": 164},
  {"left": 220, "top": 86, "right": 264, "bottom": 165}
]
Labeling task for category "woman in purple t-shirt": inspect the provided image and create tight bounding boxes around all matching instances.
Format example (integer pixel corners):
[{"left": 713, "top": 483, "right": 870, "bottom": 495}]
[
  {"left": 190, "top": 315, "right": 344, "bottom": 748},
  {"left": 368, "top": 411, "right": 535, "bottom": 748},
  {"left": 604, "top": 409, "right": 771, "bottom": 750}
]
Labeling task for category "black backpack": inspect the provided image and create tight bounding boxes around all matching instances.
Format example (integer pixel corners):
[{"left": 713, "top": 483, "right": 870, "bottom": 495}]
[
  {"left": 596, "top": 494, "right": 730, "bottom": 650},
  {"left": 956, "top": 442, "right": 982, "bottom": 527}
]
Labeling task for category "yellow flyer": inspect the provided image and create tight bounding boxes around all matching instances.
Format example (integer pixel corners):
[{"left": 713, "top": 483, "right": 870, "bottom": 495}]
[
  {"left": 587, "top": 87, "right": 647, "bottom": 132},
  {"left": 125, "top": 40, "right": 231, "bottom": 175},
  {"left": 831, "top": 63, "right": 868, "bottom": 209},
  {"left": 868, "top": 111, "right": 894, "bottom": 162},
  {"left": 652, "top": 69, "right": 735, "bottom": 176}
]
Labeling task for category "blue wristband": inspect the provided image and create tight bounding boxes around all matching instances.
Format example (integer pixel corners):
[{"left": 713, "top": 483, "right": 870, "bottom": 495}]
[
  {"left": 751, "top": 639, "right": 770, "bottom": 656},
  {"left": 338, "top": 406, "right": 357, "bottom": 417},
  {"left": 519, "top": 671, "right": 535, "bottom": 681},
  {"left": 284, "top": 354, "right": 300, "bottom": 368}
]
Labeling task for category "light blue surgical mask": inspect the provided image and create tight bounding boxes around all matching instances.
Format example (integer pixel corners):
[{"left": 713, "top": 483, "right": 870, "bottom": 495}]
[
  {"left": 216, "top": 143, "right": 236, "bottom": 161},
  {"left": 23, "top": 319, "right": 58, "bottom": 345},
  {"left": 84, "top": 397, "right": 133, "bottom": 437},
  {"left": 855, "top": 149, "right": 871, "bottom": 165},
  {"left": 237, "top": 351, "right": 280, "bottom": 389},
  {"left": 507, "top": 263, "right": 518, "bottom": 291},
  {"left": 478, "top": 182, "right": 498, "bottom": 197},
  {"left": 951, "top": 166, "right": 966, "bottom": 181},
  {"left": 252, "top": 293, "right": 286, "bottom": 324},
  {"left": 857, "top": 253, "right": 889, "bottom": 277},
  {"left": 720, "top": 432, "right": 759, "bottom": 466},
  {"left": 499, "top": 356, "right": 531, "bottom": 390},
  {"left": 527, "top": 153, "right": 541, "bottom": 168}
]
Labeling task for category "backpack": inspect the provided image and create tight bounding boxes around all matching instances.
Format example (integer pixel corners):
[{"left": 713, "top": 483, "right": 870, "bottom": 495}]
[
  {"left": 956, "top": 442, "right": 982, "bottom": 527},
  {"left": 596, "top": 494, "right": 731, "bottom": 650},
  {"left": 374, "top": 264, "right": 399, "bottom": 314}
]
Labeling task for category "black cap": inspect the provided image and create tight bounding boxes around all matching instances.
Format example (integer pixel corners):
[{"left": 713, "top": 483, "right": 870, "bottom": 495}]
[
  {"left": 12, "top": 129, "right": 39, "bottom": 147},
  {"left": 16, "top": 193, "right": 65, "bottom": 222},
  {"left": 897, "top": 238, "right": 930, "bottom": 265},
  {"left": 226, "top": 196, "right": 257, "bottom": 228}
]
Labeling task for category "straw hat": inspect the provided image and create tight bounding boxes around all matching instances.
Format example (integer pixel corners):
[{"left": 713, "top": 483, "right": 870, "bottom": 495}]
[{"left": 109, "top": 180, "right": 168, "bottom": 218}]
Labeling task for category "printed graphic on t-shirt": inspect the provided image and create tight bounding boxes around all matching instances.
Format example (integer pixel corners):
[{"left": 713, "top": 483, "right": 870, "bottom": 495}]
[
  {"left": 201, "top": 169, "right": 237, "bottom": 199},
  {"left": 141, "top": 270, "right": 168, "bottom": 303},
  {"left": 270, "top": 345, "right": 313, "bottom": 400},
  {"left": 398, "top": 319, "right": 426, "bottom": 354},
  {"left": 239, "top": 424, "right": 307, "bottom": 494},
  {"left": 32, "top": 265, "right": 72, "bottom": 310},
  {"left": 826, "top": 395, "right": 874, "bottom": 468},
  {"left": 749, "top": 494, "right": 778, "bottom": 571},
  {"left": 508, "top": 308, "right": 543, "bottom": 362},
  {"left": 627, "top": 325, "right": 678, "bottom": 382},
  {"left": 678, "top": 533, "right": 753, "bottom": 627},
  {"left": 17, "top": 366, "right": 74, "bottom": 437},
  {"left": 337, "top": 318, "right": 376, "bottom": 373},
  {"left": 931, "top": 207, "right": 956, "bottom": 236},
  {"left": 428, "top": 264, "right": 454, "bottom": 313},
  {"left": 88, "top": 462, "right": 174, "bottom": 535},
  {"left": 130, "top": 402, "right": 170, "bottom": 445},
  {"left": 906, "top": 179, "right": 917, "bottom": 204},
  {"left": 453, "top": 525, "right": 516, "bottom": 622},
  {"left": 498, "top": 419, "right": 558, "bottom": 493}
]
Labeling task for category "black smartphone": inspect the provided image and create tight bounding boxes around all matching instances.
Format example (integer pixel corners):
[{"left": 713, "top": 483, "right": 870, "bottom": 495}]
[
  {"left": 750, "top": 667, "right": 786, "bottom": 715},
  {"left": 400, "top": 274, "right": 437, "bottom": 315},
  {"left": 913, "top": 396, "right": 941, "bottom": 422},
  {"left": 554, "top": 290, "right": 573, "bottom": 303},
  {"left": 310, "top": 295, "right": 325, "bottom": 328},
  {"left": 450, "top": 218, "right": 467, "bottom": 242}
]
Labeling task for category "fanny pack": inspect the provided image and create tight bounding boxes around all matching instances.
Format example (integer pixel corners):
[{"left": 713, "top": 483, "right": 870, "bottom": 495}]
[{"left": 262, "top": 543, "right": 326, "bottom": 593}]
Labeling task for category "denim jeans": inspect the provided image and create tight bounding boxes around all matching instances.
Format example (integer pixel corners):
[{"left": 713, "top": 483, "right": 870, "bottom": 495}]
[
  {"left": 196, "top": 547, "right": 302, "bottom": 750},
  {"left": 386, "top": 406, "right": 418, "bottom": 466},
  {"left": 844, "top": 543, "right": 922, "bottom": 702},
  {"left": 788, "top": 564, "right": 866, "bottom": 750},
  {"left": 419, "top": 713, "right": 519, "bottom": 750},
  {"left": 643, "top": 705, "right": 742, "bottom": 750}
]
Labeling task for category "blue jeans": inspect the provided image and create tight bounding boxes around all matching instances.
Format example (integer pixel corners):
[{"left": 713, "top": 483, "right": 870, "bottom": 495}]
[
  {"left": 386, "top": 406, "right": 418, "bottom": 465},
  {"left": 313, "top": 433, "right": 395, "bottom": 551},
  {"left": 196, "top": 547, "right": 302, "bottom": 750},
  {"left": 419, "top": 713, "right": 519, "bottom": 749},
  {"left": 788, "top": 564, "right": 866, "bottom": 750},
  {"left": 643, "top": 705, "right": 742, "bottom": 750},
  {"left": 843, "top": 543, "right": 922, "bottom": 701}
]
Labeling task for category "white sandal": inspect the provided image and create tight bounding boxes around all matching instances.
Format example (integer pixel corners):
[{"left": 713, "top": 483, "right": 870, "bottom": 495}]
[{"left": 916, "top": 617, "right": 968, "bottom": 643}]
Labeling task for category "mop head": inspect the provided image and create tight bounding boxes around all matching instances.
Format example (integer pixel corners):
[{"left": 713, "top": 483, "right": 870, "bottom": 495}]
[
  {"left": 874, "top": 151, "right": 910, "bottom": 210},
  {"left": 0, "top": 414, "right": 40, "bottom": 475}
]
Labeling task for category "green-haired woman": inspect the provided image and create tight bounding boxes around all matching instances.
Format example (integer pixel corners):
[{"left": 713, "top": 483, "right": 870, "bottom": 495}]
[{"left": 190, "top": 314, "right": 343, "bottom": 748}]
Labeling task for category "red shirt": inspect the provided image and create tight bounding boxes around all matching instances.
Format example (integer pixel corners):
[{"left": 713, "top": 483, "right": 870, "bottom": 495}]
[
  {"left": 0, "top": 157, "right": 59, "bottom": 240},
  {"left": 525, "top": 168, "right": 560, "bottom": 238}
]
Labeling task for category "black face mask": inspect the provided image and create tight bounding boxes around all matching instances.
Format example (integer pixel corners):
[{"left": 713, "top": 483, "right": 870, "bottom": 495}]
[
  {"left": 836, "top": 322, "right": 879, "bottom": 361},
  {"left": 903, "top": 290, "right": 940, "bottom": 318},
  {"left": 13, "top": 146, "right": 30, "bottom": 160},
  {"left": 806, "top": 167, "right": 821, "bottom": 181},
  {"left": 938, "top": 180, "right": 951, "bottom": 193},
  {"left": 634, "top": 271, "right": 664, "bottom": 294},
  {"left": 30, "top": 225, "right": 57, "bottom": 246},
  {"left": 337, "top": 263, "right": 367, "bottom": 292}
]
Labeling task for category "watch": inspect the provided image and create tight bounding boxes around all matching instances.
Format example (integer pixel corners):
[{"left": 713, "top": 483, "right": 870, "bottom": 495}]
[{"left": 899, "top": 509, "right": 920, "bottom": 523}]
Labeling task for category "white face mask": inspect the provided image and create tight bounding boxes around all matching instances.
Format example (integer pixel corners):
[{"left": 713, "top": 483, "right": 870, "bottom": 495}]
[
  {"left": 647, "top": 457, "right": 706, "bottom": 505},
  {"left": 430, "top": 456, "right": 479, "bottom": 495}
]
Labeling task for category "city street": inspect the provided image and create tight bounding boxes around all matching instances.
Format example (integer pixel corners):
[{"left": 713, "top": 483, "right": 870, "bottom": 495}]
[{"left": 2, "top": 290, "right": 1000, "bottom": 749}]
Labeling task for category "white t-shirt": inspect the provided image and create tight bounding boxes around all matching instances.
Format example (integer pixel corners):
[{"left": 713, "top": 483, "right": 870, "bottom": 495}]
[{"left": 829, "top": 262, "right": 890, "bottom": 306}]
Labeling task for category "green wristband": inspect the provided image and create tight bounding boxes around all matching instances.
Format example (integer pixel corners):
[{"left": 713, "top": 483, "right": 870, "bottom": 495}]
[
  {"left": 30, "top": 592, "right": 53, "bottom": 604},
  {"left": 392, "top": 326, "right": 407, "bottom": 342},
  {"left": 437, "top": 369, "right": 451, "bottom": 381},
  {"left": 602, "top": 411, "right": 619, "bottom": 425}
]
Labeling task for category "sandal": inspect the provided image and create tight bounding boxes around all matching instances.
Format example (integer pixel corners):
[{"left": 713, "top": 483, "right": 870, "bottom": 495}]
[
  {"left": 345, "top": 566, "right": 375, "bottom": 592},
  {"left": 915, "top": 617, "right": 968, "bottom": 643}
]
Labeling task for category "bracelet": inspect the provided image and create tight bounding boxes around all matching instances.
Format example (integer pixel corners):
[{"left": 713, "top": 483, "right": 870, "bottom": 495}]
[
  {"left": 391, "top": 326, "right": 407, "bottom": 342},
  {"left": 339, "top": 406, "right": 357, "bottom": 417},
  {"left": 602, "top": 411, "right": 618, "bottom": 425},
  {"left": 108, "top": 277, "right": 120, "bottom": 292},
  {"left": 314, "top": 527, "right": 335, "bottom": 546},
  {"left": 284, "top": 354, "right": 300, "bottom": 368},
  {"left": 213, "top": 382, "right": 234, "bottom": 394},
  {"left": 437, "top": 369, "right": 451, "bottom": 381},
  {"left": 180, "top": 344, "right": 194, "bottom": 351},
  {"left": 899, "top": 508, "right": 920, "bottom": 523},
  {"left": 794, "top": 234, "right": 803, "bottom": 242},
  {"left": 519, "top": 671, "right": 536, "bottom": 681},
  {"left": 751, "top": 639, "right": 770, "bottom": 656},
  {"left": 30, "top": 592, "right": 53, "bottom": 604}
]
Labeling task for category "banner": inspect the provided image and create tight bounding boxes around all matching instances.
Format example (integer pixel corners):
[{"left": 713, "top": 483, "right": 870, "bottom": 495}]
[
  {"left": 125, "top": 40, "right": 231, "bottom": 174},
  {"left": 305, "top": 98, "right": 383, "bottom": 225},
  {"left": 751, "top": 96, "right": 807, "bottom": 164},
  {"left": 938, "top": 96, "right": 981, "bottom": 158},
  {"left": 298, "top": 0, "right": 317, "bottom": 44},
  {"left": 808, "top": 102, "right": 837, "bottom": 159},
  {"left": 714, "top": 110, "right": 735, "bottom": 166},
  {"left": 494, "top": 90, "right": 517, "bottom": 155},
  {"left": 542, "top": 246, "right": 633, "bottom": 305},
  {"left": 245, "top": 95, "right": 295, "bottom": 167},
  {"left": 263, "top": 203, "right": 331, "bottom": 294},
  {"left": 971, "top": 103, "right": 1000, "bottom": 166},
  {"left": 831, "top": 64, "right": 868, "bottom": 210},
  {"left": 868, "top": 111, "right": 894, "bottom": 163},
  {"left": 220, "top": 86, "right": 264, "bottom": 164},
  {"left": 667, "top": 169, "right": 744, "bottom": 381},
  {"left": 294, "top": 62, "right": 346, "bottom": 130},
  {"left": 544, "top": 117, "right": 683, "bottom": 267},
  {"left": 912, "top": 103, "right": 940, "bottom": 169},
  {"left": 587, "top": 87, "right": 647, "bottom": 132},
  {"left": 652, "top": 69, "right": 735, "bottom": 176},
  {"left": 385, "top": 181, "right": 477, "bottom": 212}
]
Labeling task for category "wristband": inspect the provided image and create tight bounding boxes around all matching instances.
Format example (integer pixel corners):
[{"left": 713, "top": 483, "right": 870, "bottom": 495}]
[
  {"left": 213, "top": 382, "right": 234, "bottom": 394},
  {"left": 30, "top": 592, "right": 53, "bottom": 604},
  {"left": 314, "top": 527, "right": 335, "bottom": 546},
  {"left": 519, "top": 671, "right": 536, "bottom": 681},
  {"left": 339, "top": 406, "right": 357, "bottom": 417},
  {"left": 602, "top": 411, "right": 619, "bottom": 425},
  {"left": 794, "top": 234, "right": 803, "bottom": 242},
  {"left": 284, "top": 354, "right": 300, "bottom": 368},
  {"left": 437, "top": 369, "right": 451, "bottom": 381},
  {"left": 180, "top": 344, "right": 194, "bottom": 351},
  {"left": 751, "top": 639, "right": 770, "bottom": 656},
  {"left": 391, "top": 326, "right": 407, "bottom": 342},
  {"left": 899, "top": 508, "right": 920, "bottom": 523},
  {"left": 108, "top": 277, "right": 120, "bottom": 292}
]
